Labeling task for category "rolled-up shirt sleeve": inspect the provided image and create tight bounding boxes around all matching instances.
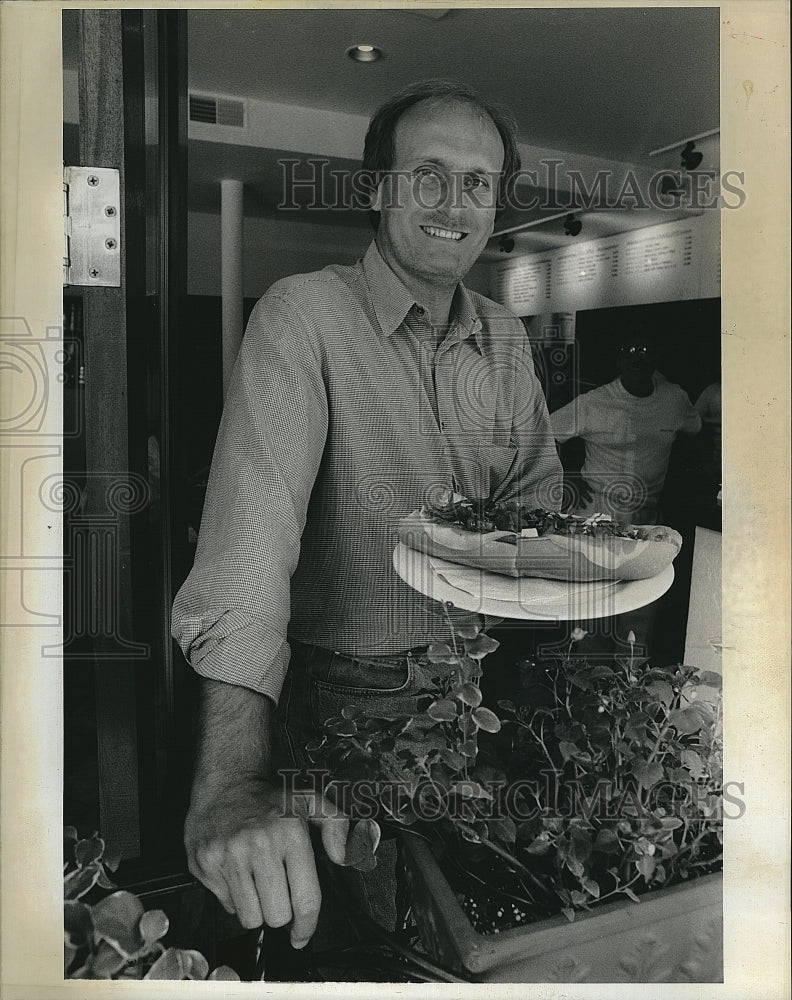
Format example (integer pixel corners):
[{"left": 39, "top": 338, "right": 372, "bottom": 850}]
[{"left": 171, "top": 289, "right": 328, "bottom": 703}]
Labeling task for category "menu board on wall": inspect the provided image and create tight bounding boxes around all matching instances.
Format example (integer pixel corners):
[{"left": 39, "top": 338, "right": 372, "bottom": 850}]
[
  {"left": 697, "top": 209, "right": 721, "bottom": 300},
  {"left": 615, "top": 222, "right": 698, "bottom": 305},
  {"left": 489, "top": 256, "right": 552, "bottom": 315},
  {"left": 490, "top": 213, "right": 720, "bottom": 315},
  {"left": 553, "top": 242, "right": 620, "bottom": 311}
]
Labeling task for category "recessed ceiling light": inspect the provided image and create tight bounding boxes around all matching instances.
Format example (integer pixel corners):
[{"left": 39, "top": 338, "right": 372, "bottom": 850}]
[{"left": 347, "top": 44, "right": 384, "bottom": 63}]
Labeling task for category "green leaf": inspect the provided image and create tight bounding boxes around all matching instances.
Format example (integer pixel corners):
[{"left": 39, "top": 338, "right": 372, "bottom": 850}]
[
  {"left": 327, "top": 719, "right": 358, "bottom": 737},
  {"left": 427, "top": 642, "right": 460, "bottom": 665},
  {"left": 75, "top": 836, "right": 105, "bottom": 868},
  {"left": 452, "top": 683, "right": 482, "bottom": 708},
  {"left": 181, "top": 949, "right": 210, "bottom": 980},
  {"left": 102, "top": 844, "right": 122, "bottom": 872},
  {"left": 458, "top": 713, "right": 478, "bottom": 737},
  {"left": 458, "top": 822, "right": 481, "bottom": 843},
  {"left": 95, "top": 868, "right": 117, "bottom": 890},
  {"left": 631, "top": 760, "right": 664, "bottom": 788},
  {"left": 496, "top": 699, "right": 516, "bottom": 713},
  {"left": 64, "top": 900, "right": 93, "bottom": 947},
  {"left": 680, "top": 748, "right": 704, "bottom": 779},
  {"left": 91, "top": 940, "right": 129, "bottom": 979},
  {"left": 145, "top": 947, "right": 186, "bottom": 980},
  {"left": 451, "top": 780, "right": 493, "bottom": 801},
  {"left": 91, "top": 891, "right": 145, "bottom": 955},
  {"left": 559, "top": 741, "right": 591, "bottom": 764},
  {"left": 471, "top": 707, "right": 501, "bottom": 733},
  {"left": 139, "top": 909, "right": 169, "bottom": 946},
  {"left": 343, "top": 819, "right": 381, "bottom": 872},
  {"left": 427, "top": 698, "right": 458, "bottom": 722},
  {"left": 636, "top": 854, "right": 657, "bottom": 881},
  {"left": 453, "top": 624, "right": 481, "bottom": 639},
  {"left": 593, "top": 828, "right": 621, "bottom": 854},
  {"left": 668, "top": 708, "right": 704, "bottom": 735},
  {"left": 64, "top": 864, "right": 101, "bottom": 900},
  {"left": 208, "top": 965, "right": 242, "bottom": 981},
  {"left": 487, "top": 815, "right": 517, "bottom": 846},
  {"left": 525, "top": 834, "right": 551, "bottom": 855},
  {"left": 697, "top": 670, "right": 722, "bottom": 688},
  {"left": 581, "top": 877, "right": 600, "bottom": 899},
  {"left": 646, "top": 680, "right": 674, "bottom": 706},
  {"left": 622, "top": 885, "right": 641, "bottom": 902},
  {"left": 438, "top": 747, "right": 466, "bottom": 770},
  {"left": 459, "top": 739, "right": 478, "bottom": 758},
  {"left": 463, "top": 633, "right": 500, "bottom": 660},
  {"left": 624, "top": 713, "right": 650, "bottom": 741}
]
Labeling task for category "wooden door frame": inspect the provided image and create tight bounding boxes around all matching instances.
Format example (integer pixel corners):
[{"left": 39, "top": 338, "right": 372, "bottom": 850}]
[{"left": 72, "top": 9, "right": 189, "bottom": 865}]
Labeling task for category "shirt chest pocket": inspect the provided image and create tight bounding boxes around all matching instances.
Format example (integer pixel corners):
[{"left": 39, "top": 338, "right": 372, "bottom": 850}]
[{"left": 437, "top": 352, "right": 501, "bottom": 439}]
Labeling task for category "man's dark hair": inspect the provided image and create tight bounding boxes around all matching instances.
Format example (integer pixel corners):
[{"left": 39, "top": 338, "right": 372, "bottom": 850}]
[{"left": 361, "top": 79, "right": 521, "bottom": 229}]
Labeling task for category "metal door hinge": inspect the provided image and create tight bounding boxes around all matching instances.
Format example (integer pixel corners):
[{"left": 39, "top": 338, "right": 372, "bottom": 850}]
[{"left": 63, "top": 166, "right": 121, "bottom": 287}]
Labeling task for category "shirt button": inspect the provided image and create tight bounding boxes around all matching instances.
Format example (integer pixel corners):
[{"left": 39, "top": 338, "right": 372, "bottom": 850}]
[{"left": 440, "top": 421, "right": 446, "bottom": 431}]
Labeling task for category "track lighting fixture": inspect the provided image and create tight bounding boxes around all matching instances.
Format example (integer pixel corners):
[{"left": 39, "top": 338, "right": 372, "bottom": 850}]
[
  {"left": 498, "top": 235, "right": 515, "bottom": 253},
  {"left": 563, "top": 214, "right": 582, "bottom": 237},
  {"left": 680, "top": 141, "right": 703, "bottom": 170}
]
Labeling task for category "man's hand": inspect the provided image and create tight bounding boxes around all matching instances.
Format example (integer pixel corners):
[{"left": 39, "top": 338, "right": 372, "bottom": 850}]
[
  {"left": 185, "top": 777, "right": 348, "bottom": 948},
  {"left": 185, "top": 678, "right": 348, "bottom": 948}
]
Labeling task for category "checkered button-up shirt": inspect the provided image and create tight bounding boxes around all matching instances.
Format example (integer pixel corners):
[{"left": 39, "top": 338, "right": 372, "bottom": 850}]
[{"left": 172, "top": 241, "right": 562, "bottom": 702}]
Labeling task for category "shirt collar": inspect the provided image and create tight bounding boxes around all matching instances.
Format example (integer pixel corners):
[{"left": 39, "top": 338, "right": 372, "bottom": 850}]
[{"left": 360, "top": 240, "right": 483, "bottom": 349}]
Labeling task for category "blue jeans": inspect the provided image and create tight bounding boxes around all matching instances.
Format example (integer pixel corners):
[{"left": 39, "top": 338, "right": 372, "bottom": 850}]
[{"left": 272, "top": 640, "right": 451, "bottom": 945}]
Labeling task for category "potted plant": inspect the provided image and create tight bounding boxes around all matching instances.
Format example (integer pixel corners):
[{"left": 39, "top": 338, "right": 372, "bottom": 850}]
[
  {"left": 310, "top": 617, "right": 723, "bottom": 983},
  {"left": 63, "top": 827, "right": 240, "bottom": 981}
]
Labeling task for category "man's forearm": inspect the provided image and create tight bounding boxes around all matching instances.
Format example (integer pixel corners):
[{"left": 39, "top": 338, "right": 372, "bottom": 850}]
[{"left": 191, "top": 678, "right": 274, "bottom": 796}]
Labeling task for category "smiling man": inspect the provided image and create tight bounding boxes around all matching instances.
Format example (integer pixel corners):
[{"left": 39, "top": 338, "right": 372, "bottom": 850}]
[{"left": 172, "top": 80, "right": 561, "bottom": 964}]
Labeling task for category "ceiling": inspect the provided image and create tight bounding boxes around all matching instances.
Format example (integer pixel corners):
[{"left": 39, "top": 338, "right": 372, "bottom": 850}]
[{"left": 187, "top": 7, "right": 719, "bottom": 165}]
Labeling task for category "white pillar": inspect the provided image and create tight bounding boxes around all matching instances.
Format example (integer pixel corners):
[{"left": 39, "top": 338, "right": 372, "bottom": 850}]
[{"left": 220, "top": 179, "right": 244, "bottom": 399}]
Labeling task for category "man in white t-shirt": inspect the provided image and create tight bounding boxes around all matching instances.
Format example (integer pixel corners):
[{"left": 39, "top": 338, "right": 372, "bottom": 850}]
[{"left": 550, "top": 332, "right": 701, "bottom": 524}]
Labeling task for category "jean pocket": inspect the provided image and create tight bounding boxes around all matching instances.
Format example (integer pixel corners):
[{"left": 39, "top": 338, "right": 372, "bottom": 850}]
[
  {"left": 313, "top": 651, "right": 412, "bottom": 696},
  {"left": 308, "top": 651, "right": 419, "bottom": 734}
]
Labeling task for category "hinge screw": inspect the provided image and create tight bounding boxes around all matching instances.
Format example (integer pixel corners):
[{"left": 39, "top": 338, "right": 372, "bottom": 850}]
[
  {"left": 88, "top": 267, "right": 100, "bottom": 279},
  {"left": 104, "top": 205, "right": 116, "bottom": 217},
  {"left": 104, "top": 238, "right": 117, "bottom": 251},
  {"left": 87, "top": 175, "right": 100, "bottom": 187}
]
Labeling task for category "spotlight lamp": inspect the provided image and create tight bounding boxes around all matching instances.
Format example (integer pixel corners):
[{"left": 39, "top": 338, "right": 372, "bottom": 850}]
[
  {"left": 346, "top": 44, "right": 384, "bottom": 62},
  {"left": 498, "top": 235, "right": 515, "bottom": 253},
  {"left": 680, "top": 141, "right": 703, "bottom": 170},
  {"left": 563, "top": 214, "right": 582, "bottom": 237}
]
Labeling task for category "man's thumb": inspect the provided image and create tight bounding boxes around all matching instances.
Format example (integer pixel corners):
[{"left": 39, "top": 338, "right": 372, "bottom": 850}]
[{"left": 317, "top": 814, "right": 350, "bottom": 866}]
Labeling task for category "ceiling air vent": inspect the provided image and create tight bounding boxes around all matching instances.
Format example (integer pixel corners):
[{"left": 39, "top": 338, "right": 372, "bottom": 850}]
[{"left": 189, "top": 93, "right": 246, "bottom": 128}]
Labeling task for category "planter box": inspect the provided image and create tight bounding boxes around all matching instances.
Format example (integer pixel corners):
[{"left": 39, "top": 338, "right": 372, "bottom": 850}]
[{"left": 399, "top": 833, "right": 723, "bottom": 983}]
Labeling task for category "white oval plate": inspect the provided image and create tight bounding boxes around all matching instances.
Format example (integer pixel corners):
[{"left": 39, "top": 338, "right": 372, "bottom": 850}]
[{"left": 393, "top": 543, "right": 674, "bottom": 621}]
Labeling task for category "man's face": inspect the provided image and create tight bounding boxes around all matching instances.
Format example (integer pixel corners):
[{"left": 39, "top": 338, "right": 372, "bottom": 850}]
[
  {"left": 618, "top": 338, "right": 657, "bottom": 380},
  {"left": 372, "top": 99, "right": 504, "bottom": 293}
]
